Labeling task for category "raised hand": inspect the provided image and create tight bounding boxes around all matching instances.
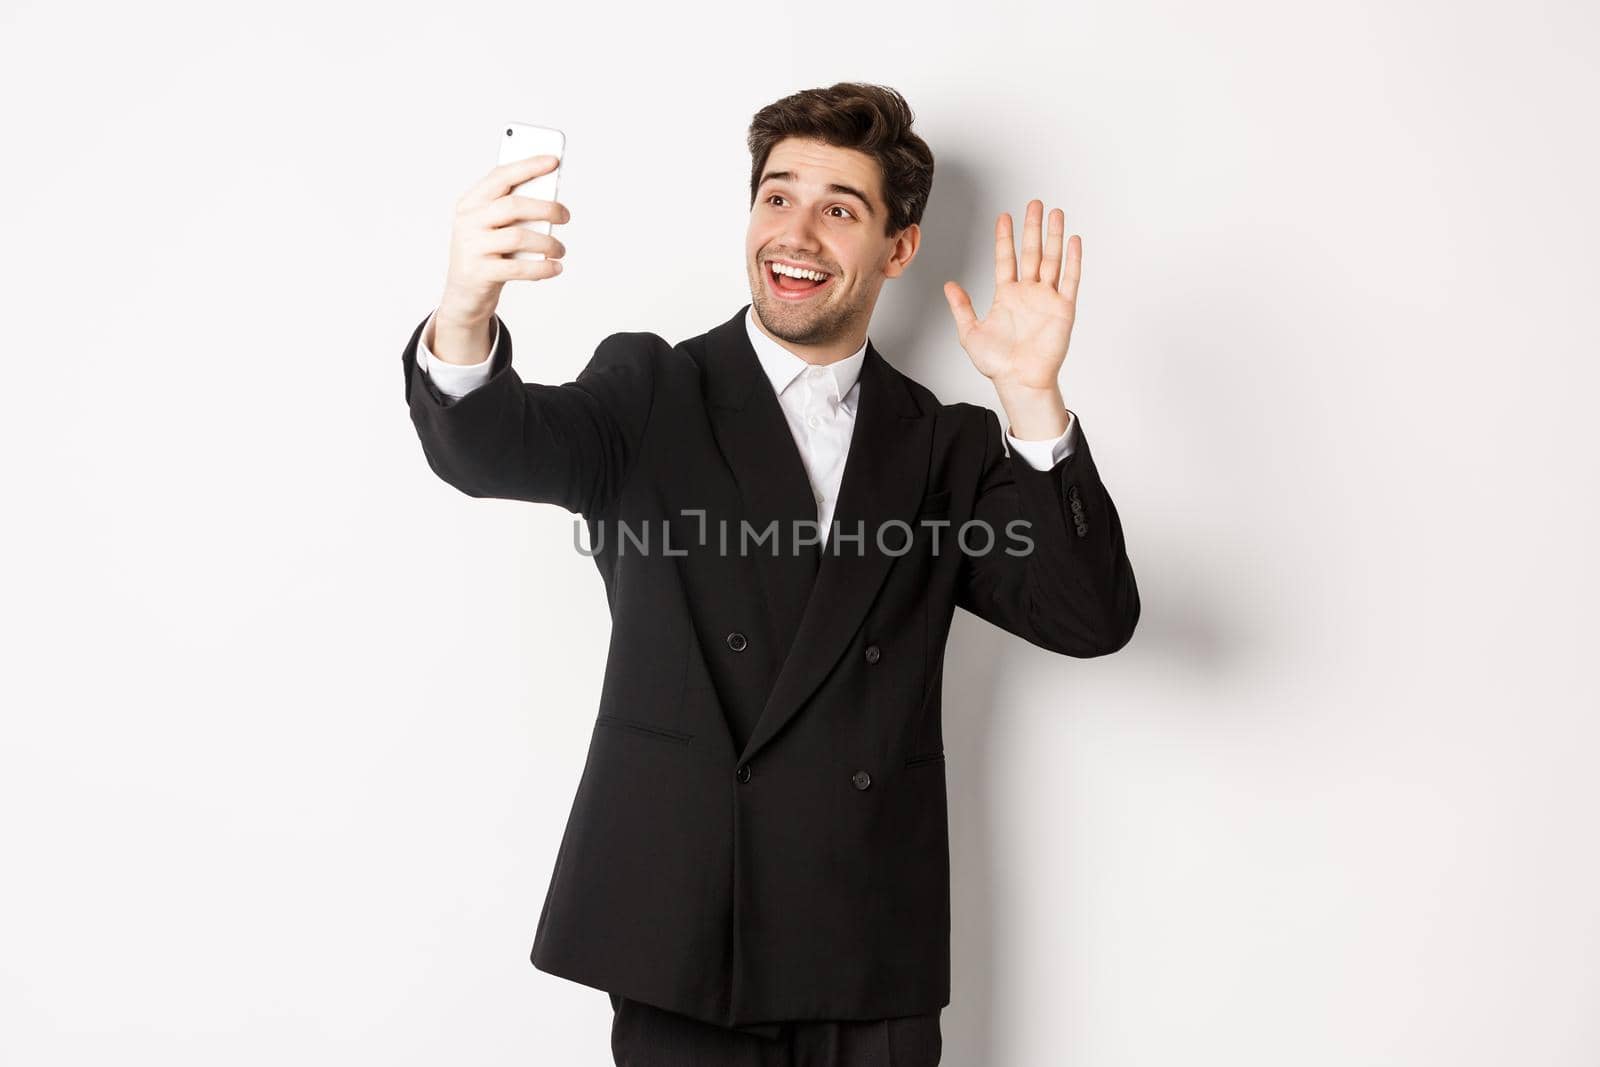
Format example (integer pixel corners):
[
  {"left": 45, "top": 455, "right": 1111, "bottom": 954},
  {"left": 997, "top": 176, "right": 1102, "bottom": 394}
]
[
  {"left": 438, "top": 153, "right": 573, "bottom": 331},
  {"left": 942, "top": 199, "right": 1080, "bottom": 438},
  {"left": 429, "top": 153, "right": 573, "bottom": 365}
]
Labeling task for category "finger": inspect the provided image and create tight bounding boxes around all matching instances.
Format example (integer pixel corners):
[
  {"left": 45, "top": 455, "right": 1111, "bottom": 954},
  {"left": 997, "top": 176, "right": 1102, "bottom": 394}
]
[
  {"left": 459, "top": 154, "right": 561, "bottom": 212},
  {"left": 943, "top": 281, "right": 978, "bottom": 337},
  {"left": 994, "top": 212, "right": 1017, "bottom": 286},
  {"left": 483, "top": 225, "right": 566, "bottom": 260},
  {"left": 1042, "top": 208, "right": 1064, "bottom": 291},
  {"left": 481, "top": 194, "right": 572, "bottom": 228},
  {"left": 1060, "top": 233, "right": 1082, "bottom": 302},
  {"left": 1019, "top": 199, "right": 1043, "bottom": 283},
  {"left": 484, "top": 256, "right": 565, "bottom": 283}
]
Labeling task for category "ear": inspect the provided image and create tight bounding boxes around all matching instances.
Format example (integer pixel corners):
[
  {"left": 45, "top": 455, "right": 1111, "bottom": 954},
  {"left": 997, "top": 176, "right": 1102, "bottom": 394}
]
[{"left": 881, "top": 223, "right": 921, "bottom": 279}]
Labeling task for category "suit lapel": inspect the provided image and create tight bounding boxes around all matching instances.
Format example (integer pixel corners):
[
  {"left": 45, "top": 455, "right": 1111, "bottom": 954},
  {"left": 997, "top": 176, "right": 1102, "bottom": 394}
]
[
  {"left": 737, "top": 335, "right": 932, "bottom": 766},
  {"left": 694, "top": 305, "right": 934, "bottom": 766},
  {"left": 702, "top": 306, "right": 820, "bottom": 656}
]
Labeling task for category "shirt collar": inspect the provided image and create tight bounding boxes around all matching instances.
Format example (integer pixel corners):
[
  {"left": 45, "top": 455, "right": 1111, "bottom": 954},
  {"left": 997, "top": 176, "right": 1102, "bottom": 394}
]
[{"left": 744, "top": 305, "right": 868, "bottom": 412}]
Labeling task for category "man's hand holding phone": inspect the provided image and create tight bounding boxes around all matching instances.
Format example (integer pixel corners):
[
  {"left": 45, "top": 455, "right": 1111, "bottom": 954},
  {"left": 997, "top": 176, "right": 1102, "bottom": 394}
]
[{"left": 431, "top": 153, "right": 571, "bottom": 365}]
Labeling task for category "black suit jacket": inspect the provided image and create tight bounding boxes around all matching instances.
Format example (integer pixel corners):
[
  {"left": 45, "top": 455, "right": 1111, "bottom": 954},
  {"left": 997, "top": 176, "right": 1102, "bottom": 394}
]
[{"left": 401, "top": 302, "right": 1140, "bottom": 1032}]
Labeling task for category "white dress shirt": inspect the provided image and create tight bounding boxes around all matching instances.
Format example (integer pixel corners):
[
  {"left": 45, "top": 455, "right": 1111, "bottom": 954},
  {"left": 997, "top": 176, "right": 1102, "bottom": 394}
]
[{"left": 415, "top": 306, "right": 1078, "bottom": 542}]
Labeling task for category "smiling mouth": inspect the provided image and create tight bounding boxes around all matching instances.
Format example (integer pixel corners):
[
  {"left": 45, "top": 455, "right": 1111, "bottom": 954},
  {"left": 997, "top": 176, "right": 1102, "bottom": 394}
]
[{"left": 764, "top": 259, "right": 834, "bottom": 300}]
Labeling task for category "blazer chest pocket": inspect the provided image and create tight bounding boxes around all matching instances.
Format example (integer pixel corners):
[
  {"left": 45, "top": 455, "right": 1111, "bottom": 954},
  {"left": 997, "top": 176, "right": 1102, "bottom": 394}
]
[
  {"left": 596, "top": 714, "right": 693, "bottom": 745},
  {"left": 916, "top": 489, "right": 952, "bottom": 517}
]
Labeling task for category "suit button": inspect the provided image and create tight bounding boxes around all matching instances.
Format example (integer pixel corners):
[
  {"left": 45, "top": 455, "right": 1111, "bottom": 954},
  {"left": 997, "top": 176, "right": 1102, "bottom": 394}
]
[
  {"left": 864, "top": 644, "right": 881, "bottom": 664},
  {"left": 851, "top": 770, "right": 872, "bottom": 790},
  {"left": 736, "top": 763, "right": 752, "bottom": 783},
  {"left": 726, "top": 632, "right": 748, "bottom": 652}
]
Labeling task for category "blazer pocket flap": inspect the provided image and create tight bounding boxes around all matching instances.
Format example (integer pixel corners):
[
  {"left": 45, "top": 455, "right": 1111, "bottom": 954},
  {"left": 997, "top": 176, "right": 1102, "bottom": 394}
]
[{"left": 596, "top": 714, "right": 693, "bottom": 744}]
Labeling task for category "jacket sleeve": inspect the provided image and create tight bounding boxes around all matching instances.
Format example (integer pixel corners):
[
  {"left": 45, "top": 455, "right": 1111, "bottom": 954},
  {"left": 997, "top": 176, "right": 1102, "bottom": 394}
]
[
  {"left": 956, "top": 406, "right": 1141, "bottom": 657},
  {"left": 400, "top": 309, "right": 663, "bottom": 516},
  {"left": 417, "top": 307, "right": 501, "bottom": 399}
]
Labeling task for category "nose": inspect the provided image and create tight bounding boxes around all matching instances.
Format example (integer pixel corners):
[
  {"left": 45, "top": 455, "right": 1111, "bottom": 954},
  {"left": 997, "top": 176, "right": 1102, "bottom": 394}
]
[{"left": 776, "top": 216, "right": 823, "bottom": 260}]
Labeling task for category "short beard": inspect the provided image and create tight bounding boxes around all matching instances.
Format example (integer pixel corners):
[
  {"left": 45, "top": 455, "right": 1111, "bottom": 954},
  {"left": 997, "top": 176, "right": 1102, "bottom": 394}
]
[{"left": 752, "top": 282, "right": 856, "bottom": 347}]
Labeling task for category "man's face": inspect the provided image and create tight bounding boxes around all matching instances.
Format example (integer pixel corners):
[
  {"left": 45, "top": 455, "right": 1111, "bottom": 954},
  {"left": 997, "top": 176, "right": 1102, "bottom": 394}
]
[{"left": 746, "top": 137, "right": 917, "bottom": 349}]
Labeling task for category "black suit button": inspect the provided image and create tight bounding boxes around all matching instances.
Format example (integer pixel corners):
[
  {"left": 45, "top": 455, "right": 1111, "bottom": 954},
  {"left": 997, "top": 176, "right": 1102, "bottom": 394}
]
[
  {"left": 737, "top": 763, "right": 752, "bottom": 783},
  {"left": 726, "top": 632, "right": 748, "bottom": 652},
  {"left": 864, "top": 644, "right": 881, "bottom": 664},
  {"left": 851, "top": 770, "right": 872, "bottom": 790}
]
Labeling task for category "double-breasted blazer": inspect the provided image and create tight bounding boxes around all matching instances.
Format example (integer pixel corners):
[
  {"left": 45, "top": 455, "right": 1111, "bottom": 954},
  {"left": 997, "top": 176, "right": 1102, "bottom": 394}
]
[{"left": 400, "top": 301, "right": 1140, "bottom": 1032}]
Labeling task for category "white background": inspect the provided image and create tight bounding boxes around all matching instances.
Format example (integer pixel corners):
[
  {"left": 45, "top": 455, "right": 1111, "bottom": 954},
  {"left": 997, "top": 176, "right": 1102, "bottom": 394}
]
[{"left": 3, "top": 1, "right": 1597, "bottom": 1064}]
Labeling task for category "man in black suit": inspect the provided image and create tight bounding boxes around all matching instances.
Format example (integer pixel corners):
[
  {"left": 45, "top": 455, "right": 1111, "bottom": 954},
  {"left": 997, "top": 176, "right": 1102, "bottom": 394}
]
[{"left": 402, "top": 82, "right": 1140, "bottom": 1066}]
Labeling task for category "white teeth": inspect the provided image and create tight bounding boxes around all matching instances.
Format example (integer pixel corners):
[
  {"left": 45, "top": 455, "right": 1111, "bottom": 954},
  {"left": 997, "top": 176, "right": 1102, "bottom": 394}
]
[{"left": 770, "top": 261, "right": 828, "bottom": 281}]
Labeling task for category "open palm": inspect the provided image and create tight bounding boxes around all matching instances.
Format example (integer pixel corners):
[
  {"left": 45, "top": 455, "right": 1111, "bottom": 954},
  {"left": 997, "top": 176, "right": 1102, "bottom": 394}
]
[{"left": 943, "top": 200, "right": 1082, "bottom": 392}]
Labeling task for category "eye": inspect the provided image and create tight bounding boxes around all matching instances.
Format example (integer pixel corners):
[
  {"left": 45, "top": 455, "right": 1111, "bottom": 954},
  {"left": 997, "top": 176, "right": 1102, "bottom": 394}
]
[{"left": 764, "top": 194, "right": 854, "bottom": 220}]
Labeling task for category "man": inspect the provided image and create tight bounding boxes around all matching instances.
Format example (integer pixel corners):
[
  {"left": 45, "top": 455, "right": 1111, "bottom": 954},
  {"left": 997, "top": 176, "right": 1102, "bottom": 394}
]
[{"left": 402, "top": 82, "right": 1140, "bottom": 1066}]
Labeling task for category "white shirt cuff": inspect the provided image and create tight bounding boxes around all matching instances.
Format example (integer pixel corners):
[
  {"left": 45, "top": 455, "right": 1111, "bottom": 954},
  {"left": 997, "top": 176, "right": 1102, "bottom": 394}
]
[
  {"left": 418, "top": 308, "right": 501, "bottom": 400},
  {"left": 1005, "top": 408, "right": 1078, "bottom": 471}
]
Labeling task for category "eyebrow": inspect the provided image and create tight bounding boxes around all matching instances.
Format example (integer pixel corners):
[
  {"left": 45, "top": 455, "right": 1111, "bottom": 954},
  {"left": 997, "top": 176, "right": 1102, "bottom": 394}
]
[{"left": 757, "top": 170, "right": 876, "bottom": 217}]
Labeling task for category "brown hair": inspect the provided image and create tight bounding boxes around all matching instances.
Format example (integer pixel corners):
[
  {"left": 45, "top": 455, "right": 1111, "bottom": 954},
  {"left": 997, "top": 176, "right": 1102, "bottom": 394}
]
[{"left": 747, "top": 82, "right": 935, "bottom": 238}]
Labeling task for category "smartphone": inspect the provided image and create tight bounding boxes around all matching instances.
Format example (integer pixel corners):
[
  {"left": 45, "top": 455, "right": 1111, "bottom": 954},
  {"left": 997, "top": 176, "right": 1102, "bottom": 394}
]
[{"left": 496, "top": 122, "right": 565, "bottom": 261}]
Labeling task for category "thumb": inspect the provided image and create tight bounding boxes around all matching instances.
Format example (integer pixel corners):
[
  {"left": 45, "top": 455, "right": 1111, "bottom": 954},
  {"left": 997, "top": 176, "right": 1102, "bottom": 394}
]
[{"left": 943, "top": 281, "right": 978, "bottom": 338}]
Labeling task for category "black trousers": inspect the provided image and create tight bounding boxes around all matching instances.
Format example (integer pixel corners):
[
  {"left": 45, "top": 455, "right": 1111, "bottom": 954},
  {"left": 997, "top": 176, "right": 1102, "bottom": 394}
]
[{"left": 609, "top": 994, "right": 943, "bottom": 1067}]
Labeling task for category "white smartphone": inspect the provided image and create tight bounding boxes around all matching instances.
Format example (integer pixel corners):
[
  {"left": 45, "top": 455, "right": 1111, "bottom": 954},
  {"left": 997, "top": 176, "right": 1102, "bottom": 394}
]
[{"left": 496, "top": 122, "right": 565, "bottom": 261}]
